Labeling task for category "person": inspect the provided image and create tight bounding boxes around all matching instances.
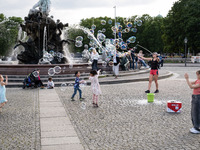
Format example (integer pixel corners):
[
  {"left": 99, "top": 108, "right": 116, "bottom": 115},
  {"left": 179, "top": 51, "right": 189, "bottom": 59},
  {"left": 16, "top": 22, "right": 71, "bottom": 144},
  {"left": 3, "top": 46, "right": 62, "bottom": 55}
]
[
  {"left": 0, "top": 75, "right": 8, "bottom": 113},
  {"left": 184, "top": 70, "right": 200, "bottom": 134},
  {"left": 34, "top": 70, "right": 45, "bottom": 89},
  {"left": 129, "top": 48, "right": 137, "bottom": 70},
  {"left": 158, "top": 54, "right": 164, "bottom": 68},
  {"left": 91, "top": 48, "right": 99, "bottom": 71},
  {"left": 47, "top": 77, "right": 54, "bottom": 89},
  {"left": 89, "top": 70, "right": 102, "bottom": 107},
  {"left": 139, "top": 52, "right": 160, "bottom": 93},
  {"left": 71, "top": 71, "right": 85, "bottom": 101},
  {"left": 137, "top": 50, "right": 148, "bottom": 68},
  {"left": 113, "top": 51, "right": 120, "bottom": 79}
]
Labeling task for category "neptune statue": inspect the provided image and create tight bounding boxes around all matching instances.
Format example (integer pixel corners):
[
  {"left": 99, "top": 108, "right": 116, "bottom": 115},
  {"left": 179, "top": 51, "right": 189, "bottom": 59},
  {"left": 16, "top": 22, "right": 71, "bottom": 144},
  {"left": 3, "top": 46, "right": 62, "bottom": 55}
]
[{"left": 33, "top": 0, "right": 51, "bottom": 16}]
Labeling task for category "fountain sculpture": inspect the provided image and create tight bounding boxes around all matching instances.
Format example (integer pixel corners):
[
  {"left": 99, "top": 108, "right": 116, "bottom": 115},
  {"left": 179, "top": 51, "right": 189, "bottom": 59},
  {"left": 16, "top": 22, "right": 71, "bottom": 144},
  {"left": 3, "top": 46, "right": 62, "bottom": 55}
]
[{"left": 14, "top": 0, "right": 73, "bottom": 64}]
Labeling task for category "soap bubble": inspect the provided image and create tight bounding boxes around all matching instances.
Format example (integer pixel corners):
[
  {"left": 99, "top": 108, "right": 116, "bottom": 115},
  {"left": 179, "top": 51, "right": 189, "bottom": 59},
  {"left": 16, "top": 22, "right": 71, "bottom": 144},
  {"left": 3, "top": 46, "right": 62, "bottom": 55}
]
[
  {"left": 57, "top": 52, "right": 63, "bottom": 58},
  {"left": 137, "top": 20, "right": 142, "bottom": 26},
  {"left": 97, "top": 33, "right": 106, "bottom": 42},
  {"left": 32, "top": 71, "right": 39, "bottom": 77},
  {"left": 76, "top": 36, "right": 83, "bottom": 42},
  {"left": 80, "top": 102, "right": 86, "bottom": 110},
  {"left": 102, "top": 61, "right": 107, "bottom": 67},
  {"left": 111, "top": 26, "right": 117, "bottom": 32},
  {"left": 75, "top": 41, "right": 83, "bottom": 47},
  {"left": 68, "top": 83, "right": 73, "bottom": 87},
  {"left": 91, "top": 24, "right": 96, "bottom": 30},
  {"left": 49, "top": 50, "right": 56, "bottom": 56},
  {"left": 126, "top": 22, "right": 133, "bottom": 28},
  {"left": 101, "top": 20, "right": 106, "bottom": 25},
  {"left": 48, "top": 54, "right": 54, "bottom": 62},
  {"left": 84, "top": 44, "right": 88, "bottom": 49},
  {"left": 125, "top": 28, "right": 130, "bottom": 33},
  {"left": 98, "top": 30, "right": 102, "bottom": 33},
  {"left": 80, "top": 80, "right": 87, "bottom": 88},
  {"left": 121, "top": 44, "right": 128, "bottom": 50},
  {"left": 90, "top": 29, "right": 94, "bottom": 34},
  {"left": 60, "top": 83, "right": 67, "bottom": 92},
  {"left": 131, "top": 28, "right": 137, "bottom": 33},
  {"left": 54, "top": 66, "right": 62, "bottom": 74},
  {"left": 71, "top": 53, "right": 75, "bottom": 58},
  {"left": 87, "top": 34, "right": 93, "bottom": 40},
  {"left": 118, "top": 25, "right": 123, "bottom": 30},
  {"left": 48, "top": 68, "right": 55, "bottom": 76},
  {"left": 69, "top": 64, "right": 73, "bottom": 69},
  {"left": 128, "top": 36, "right": 136, "bottom": 43},
  {"left": 102, "top": 28, "right": 106, "bottom": 33},
  {"left": 108, "top": 19, "right": 112, "bottom": 24}
]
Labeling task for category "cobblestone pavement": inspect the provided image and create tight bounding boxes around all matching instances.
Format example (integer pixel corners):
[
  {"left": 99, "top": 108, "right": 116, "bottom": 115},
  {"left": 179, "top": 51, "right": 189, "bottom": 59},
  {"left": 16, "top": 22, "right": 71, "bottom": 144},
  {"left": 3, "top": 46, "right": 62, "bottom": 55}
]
[
  {"left": 56, "top": 67, "right": 200, "bottom": 150},
  {"left": 0, "top": 89, "right": 40, "bottom": 150}
]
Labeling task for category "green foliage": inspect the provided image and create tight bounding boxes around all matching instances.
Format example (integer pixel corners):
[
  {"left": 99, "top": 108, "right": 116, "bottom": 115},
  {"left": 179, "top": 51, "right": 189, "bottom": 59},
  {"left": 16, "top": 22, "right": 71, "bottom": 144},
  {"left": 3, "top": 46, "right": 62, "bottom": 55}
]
[{"left": 0, "top": 14, "right": 23, "bottom": 57}]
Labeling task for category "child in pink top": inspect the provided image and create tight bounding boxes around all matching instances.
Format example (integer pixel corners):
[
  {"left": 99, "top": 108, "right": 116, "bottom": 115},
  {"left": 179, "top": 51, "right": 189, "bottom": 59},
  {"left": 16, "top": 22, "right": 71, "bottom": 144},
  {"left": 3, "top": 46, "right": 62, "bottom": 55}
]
[
  {"left": 89, "top": 69, "right": 101, "bottom": 107},
  {"left": 185, "top": 70, "right": 200, "bottom": 134}
]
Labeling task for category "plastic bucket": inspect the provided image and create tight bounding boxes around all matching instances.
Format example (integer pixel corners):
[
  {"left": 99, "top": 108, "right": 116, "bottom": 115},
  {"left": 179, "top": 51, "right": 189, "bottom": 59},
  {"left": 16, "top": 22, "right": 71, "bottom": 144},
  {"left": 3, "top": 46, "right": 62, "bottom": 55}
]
[{"left": 147, "top": 93, "right": 155, "bottom": 103}]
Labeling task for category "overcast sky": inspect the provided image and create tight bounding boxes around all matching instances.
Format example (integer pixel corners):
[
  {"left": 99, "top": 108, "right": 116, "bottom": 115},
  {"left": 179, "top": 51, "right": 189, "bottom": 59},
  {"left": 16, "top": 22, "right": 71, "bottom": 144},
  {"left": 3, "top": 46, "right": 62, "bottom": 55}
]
[{"left": 0, "top": 0, "right": 178, "bottom": 25}]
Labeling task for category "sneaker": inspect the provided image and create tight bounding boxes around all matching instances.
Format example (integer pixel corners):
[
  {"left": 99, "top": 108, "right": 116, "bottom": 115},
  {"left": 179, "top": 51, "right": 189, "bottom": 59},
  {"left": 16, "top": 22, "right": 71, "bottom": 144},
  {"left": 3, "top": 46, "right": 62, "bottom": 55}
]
[
  {"left": 154, "top": 90, "right": 159, "bottom": 93},
  {"left": 145, "top": 90, "right": 150, "bottom": 93},
  {"left": 79, "top": 98, "right": 85, "bottom": 101},
  {"left": 190, "top": 128, "right": 200, "bottom": 134},
  {"left": 71, "top": 98, "right": 75, "bottom": 101}
]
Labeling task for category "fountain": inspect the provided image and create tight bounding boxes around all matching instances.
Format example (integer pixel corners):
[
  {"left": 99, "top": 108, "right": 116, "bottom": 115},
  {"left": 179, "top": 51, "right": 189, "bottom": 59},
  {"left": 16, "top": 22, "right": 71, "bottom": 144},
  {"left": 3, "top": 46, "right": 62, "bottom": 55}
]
[{"left": 14, "top": 0, "right": 73, "bottom": 64}]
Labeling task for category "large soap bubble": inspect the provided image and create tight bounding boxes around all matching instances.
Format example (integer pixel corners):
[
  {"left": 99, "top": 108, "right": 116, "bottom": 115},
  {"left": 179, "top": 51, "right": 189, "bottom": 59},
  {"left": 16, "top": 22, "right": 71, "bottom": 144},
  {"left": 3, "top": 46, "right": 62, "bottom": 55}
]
[
  {"left": 101, "top": 20, "right": 106, "bottom": 25},
  {"left": 137, "top": 20, "right": 142, "bottom": 26},
  {"left": 76, "top": 36, "right": 83, "bottom": 42},
  {"left": 102, "top": 61, "right": 107, "bottom": 67},
  {"left": 128, "top": 36, "right": 136, "bottom": 43},
  {"left": 91, "top": 24, "right": 96, "bottom": 30},
  {"left": 48, "top": 68, "right": 55, "bottom": 76},
  {"left": 97, "top": 33, "right": 106, "bottom": 42},
  {"left": 54, "top": 66, "right": 62, "bottom": 74},
  {"left": 126, "top": 22, "right": 133, "bottom": 28},
  {"left": 32, "top": 71, "right": 39, "bottom": 78},
  {"left": 75, "top": 41, "right": 83, "bottom": 47},
  {"left": 60, "top": 83, "right": 67, "bottom": 92},
  {"left": 108, "top": 19, "right": 112, "bottom": 24},
  {"left": 57, "top": 52, "right": 63, "bottom": 58}
]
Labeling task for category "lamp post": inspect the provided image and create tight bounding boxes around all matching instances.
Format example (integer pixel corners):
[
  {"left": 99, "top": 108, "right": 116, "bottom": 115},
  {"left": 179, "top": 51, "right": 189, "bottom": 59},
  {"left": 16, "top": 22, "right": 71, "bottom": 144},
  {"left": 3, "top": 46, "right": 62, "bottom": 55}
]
[{"left": 184, "top": 37, "right": 188, "bottom": 67}]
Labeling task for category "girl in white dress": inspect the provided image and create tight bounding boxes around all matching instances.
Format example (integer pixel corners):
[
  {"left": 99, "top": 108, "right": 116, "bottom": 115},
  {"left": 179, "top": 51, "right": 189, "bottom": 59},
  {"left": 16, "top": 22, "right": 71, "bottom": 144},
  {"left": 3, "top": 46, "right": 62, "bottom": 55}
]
[{"left": 89, "top": 70, "right": 101, "bottom": 107}]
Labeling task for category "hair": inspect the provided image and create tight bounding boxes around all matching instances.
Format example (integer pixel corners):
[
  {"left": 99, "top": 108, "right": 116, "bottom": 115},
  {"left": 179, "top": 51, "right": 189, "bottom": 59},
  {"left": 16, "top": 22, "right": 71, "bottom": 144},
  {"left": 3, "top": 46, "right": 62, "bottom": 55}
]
[
  {"left": 196, "top": 70, "right": 200, "bottom": 75},
  {"left": 153, "top": 52, "right": 158, "bottom": 55},
  {"left": 48, "top": 77, "right": 52, "bottom": 81},
  {"left": 139, "top": 50, "right": 143, "bottom": 53},
  {"left": 90, "top": 70, "right": 97, "bottom": 76},
  {"left": 75, "top": 71, "right": 80, "bottom": 76}
]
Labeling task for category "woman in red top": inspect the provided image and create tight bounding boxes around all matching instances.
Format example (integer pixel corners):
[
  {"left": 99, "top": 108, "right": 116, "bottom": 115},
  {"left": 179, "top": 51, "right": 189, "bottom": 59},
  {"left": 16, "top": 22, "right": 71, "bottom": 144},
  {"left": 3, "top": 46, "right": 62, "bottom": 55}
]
[
  {"left": 140, "top": 52, "right": 160, "bottom": 93},
  {"left": 185, "top": 70, "right": 200, "bottom": 134}
]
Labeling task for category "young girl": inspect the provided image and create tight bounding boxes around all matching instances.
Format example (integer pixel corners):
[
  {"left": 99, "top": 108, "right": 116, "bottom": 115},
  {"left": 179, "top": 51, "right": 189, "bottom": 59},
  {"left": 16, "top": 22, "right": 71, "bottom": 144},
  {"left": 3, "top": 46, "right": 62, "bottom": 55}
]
[
  {"left": 0, "top": 75, "right": 8, "bottom": 113},
  {"left": 89, "top": 69, "right": 101, "bottom": 107},
  {"left": 47, "top": 77, "right": 54, "bottom": 89},
  {"left": 185, "top": 70, "right": 200, "bottom": 134},
  {"left": 140, "top": 52, "right": 160, "bottom": 93}
]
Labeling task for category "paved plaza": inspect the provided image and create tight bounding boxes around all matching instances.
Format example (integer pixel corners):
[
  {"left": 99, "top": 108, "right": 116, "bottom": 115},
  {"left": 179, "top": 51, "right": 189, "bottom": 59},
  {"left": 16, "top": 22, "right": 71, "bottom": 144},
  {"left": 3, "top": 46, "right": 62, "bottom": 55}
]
[{"left": 0, "top": 66, "right": 200, "bottom": 150}]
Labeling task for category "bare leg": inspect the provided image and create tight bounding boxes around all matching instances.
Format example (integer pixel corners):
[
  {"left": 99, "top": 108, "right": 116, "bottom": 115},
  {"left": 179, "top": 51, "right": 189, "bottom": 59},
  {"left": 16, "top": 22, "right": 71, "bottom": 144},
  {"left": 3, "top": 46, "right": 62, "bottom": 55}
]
[
  {"left": 154, "top": 75, "right": 159, "bottom": 90},
  {"left": 0, "top": 102, "right": 6, "bottom": 108},
  {"left": 148, "top": 74, "right": 153, "bottom": 90}
]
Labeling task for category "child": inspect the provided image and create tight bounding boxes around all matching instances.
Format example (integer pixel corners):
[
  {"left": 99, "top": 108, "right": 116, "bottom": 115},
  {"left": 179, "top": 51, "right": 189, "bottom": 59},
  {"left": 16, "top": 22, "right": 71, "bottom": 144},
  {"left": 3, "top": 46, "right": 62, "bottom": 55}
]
[
  {"left": 139, "top": 52, "right": 160, "bottom": 93},
  {"left": 47, "top": 77, "right": 54, "bottom": 89},
  {"left": 185, "top": 70, "right": 200, "bottom": 134},
  {"left": 71, "top": 71, "right": 85, "bottom": 101},
  {"left": 0, "top": 75, "right": 8, "bottom": 113},
  {"left": 89, "top": 70, "right": 101, "bottom": 107}
]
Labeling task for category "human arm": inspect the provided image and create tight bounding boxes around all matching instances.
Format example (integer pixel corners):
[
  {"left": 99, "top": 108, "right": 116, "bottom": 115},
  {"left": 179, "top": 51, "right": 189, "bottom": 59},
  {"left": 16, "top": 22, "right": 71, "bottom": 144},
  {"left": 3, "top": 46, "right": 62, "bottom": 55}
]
[
  {"left": 1, "top": 75, "right": 8, "bottom": 86},
  {"left": 97, "top": 69, "right": 101, "bottom": 76},
  {"left": 139, "top": 56, "right": 152, "bottom": 61},
  {"left": 184, "top": 73, "right": 200, "bottom": 89}
]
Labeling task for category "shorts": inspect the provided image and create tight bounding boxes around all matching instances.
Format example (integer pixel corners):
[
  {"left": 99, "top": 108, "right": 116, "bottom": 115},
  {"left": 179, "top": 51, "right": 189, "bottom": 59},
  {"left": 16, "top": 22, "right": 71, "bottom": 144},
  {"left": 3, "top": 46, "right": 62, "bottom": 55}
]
[{"left": 150, "top": 69, "right": 158, "bottom": 75}]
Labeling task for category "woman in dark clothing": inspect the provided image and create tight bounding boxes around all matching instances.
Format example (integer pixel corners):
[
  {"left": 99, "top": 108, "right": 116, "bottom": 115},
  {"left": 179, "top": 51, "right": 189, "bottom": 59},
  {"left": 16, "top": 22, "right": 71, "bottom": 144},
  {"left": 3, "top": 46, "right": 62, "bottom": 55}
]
[
  {"left": 139, "top": 52, "right": 160, "bottom": 93},
  {"left": 34, "top": 70, "right": 45, "bottom": 89},
  {"left": 113, "top": 51, "right": 120, "bottom": 79}
]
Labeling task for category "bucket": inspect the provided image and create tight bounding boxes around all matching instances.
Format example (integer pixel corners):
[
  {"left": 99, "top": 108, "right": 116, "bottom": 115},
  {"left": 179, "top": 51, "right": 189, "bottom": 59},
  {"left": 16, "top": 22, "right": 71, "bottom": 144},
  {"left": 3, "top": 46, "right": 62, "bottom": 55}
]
[{"left": 147, "top": 93, "right": 155, "bottom": 103}]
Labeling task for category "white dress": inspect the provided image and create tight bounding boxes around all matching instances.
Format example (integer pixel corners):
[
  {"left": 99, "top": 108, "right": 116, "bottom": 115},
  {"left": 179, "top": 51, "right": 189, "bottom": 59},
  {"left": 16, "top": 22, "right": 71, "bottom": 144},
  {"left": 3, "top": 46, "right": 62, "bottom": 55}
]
[{"left": 89, "top": 70, "right": 102, "bottom": 95}]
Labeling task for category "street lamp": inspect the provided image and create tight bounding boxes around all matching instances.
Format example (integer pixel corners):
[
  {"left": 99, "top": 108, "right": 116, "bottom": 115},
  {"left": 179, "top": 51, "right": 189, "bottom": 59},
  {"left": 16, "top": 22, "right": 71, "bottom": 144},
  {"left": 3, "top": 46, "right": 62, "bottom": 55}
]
[{"left": 184, "top": 37, "right": 188, "bottom": 67}]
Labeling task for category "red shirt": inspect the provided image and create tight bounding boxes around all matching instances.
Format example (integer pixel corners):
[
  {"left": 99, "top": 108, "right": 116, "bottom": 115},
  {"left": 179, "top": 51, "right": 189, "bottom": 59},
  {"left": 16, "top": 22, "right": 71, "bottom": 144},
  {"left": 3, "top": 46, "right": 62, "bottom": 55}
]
[{"left": 193, "top": 79, "right": 200, "bottom": 95}]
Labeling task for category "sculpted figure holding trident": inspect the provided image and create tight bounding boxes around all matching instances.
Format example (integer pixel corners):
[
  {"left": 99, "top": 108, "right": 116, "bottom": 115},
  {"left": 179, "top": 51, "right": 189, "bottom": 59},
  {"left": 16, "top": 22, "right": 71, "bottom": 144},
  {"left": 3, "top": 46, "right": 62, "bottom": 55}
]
[{"left": 32, "top": 0, "right": 51, "bottom": 16}]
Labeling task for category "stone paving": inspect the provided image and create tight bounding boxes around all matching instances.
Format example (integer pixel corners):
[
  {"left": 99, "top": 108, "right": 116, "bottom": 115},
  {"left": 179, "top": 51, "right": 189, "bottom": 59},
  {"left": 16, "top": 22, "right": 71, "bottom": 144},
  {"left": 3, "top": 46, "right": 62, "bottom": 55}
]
[
  {"left": 1, "top": 66, "right": 200, "bottom": 150},
  {"left": 0, "top": 88, "right": 40, "bottom": 150},
  {"left": 56, "top": 67, "right": 200, "bottom": 150}
]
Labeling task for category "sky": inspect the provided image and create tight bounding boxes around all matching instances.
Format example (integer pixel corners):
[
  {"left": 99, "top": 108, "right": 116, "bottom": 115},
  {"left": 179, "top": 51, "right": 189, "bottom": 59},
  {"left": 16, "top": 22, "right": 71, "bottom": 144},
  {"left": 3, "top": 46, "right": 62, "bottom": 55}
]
[{"left": 0, "top": 0, "right": 178, "bottom": 25}]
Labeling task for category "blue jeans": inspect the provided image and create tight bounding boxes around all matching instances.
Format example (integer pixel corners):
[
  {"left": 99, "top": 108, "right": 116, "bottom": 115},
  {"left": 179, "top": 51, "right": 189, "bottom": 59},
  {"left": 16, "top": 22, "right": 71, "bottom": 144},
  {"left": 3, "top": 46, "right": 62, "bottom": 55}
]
[
  {"left": 72, "top": 87, "right": 82, "bottom": 98},
  {"left": 139, "top": 59, "right": 147, "bottom": 67},
  {"left": 130, "top": 56, "right": 135, "bottom": 69}
]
